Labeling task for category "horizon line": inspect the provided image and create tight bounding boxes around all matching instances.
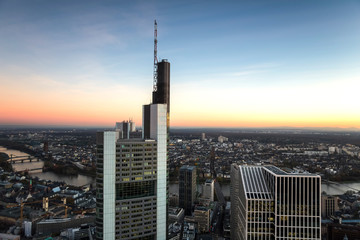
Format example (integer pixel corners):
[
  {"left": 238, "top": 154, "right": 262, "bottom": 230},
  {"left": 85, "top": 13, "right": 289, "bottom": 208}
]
[{"left": 0, "top": 124, "right": 359, "bottom": 132}]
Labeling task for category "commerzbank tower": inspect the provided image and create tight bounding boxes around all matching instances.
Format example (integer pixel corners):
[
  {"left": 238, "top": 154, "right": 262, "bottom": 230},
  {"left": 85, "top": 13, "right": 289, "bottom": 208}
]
[{"left": 95, "top": 20, "right": 170, "bottom": 240}]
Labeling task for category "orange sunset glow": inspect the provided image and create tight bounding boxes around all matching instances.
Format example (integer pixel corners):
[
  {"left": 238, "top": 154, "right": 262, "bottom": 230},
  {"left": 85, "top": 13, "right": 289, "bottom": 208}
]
[{"left": 1, "top": 1, "right": 360, "bottom": 130}]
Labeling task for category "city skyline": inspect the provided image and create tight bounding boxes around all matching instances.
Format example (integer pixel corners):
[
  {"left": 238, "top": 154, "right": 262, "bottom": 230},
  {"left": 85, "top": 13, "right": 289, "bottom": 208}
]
[{"left": 1, "top": 0, "right": 360, "bottom": 129}]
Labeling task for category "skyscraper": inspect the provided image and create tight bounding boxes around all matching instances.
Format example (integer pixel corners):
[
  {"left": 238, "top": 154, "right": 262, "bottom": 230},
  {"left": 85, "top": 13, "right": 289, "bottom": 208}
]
[
  {"left": 179, "top": 165, "right": 196, "bottom": 215},
  {"left": 115, "top": 119, "right": 136, "bottom": 139},
  {"left": 96, "top": 20, "right": 170, "bottom": 240},
  {"left": 152, "top": 51, "right": 170, "bottom": 239},
  {"left": 230, "top": 164, "right": 321, "bottom": 240},
  {"left": 202, "top": 179, "right": 214, "bottom": 202},
  {"left": 96, "top": 104, "right": 167, "bottom": 240},
  {"left": 210, "top": 147, "right": 216, "bottom": 178}
]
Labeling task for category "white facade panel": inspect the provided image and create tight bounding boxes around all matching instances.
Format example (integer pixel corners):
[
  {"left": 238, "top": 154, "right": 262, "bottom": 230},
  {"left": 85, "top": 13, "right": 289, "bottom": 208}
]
[
  {"left": 203, "top": 180, "right": 214, "bottom": 201},
  {"left": 150, "top": 104, "right": 167, "bottom": 240},
  {"left": 103, "top": 131, "right": 117, "bottom": 240}
]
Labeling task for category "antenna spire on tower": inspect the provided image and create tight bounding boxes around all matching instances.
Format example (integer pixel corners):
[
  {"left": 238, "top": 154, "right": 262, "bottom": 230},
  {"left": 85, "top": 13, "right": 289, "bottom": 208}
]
[{"left": 153, "top": 20, "right": 158, "bottom": 92}]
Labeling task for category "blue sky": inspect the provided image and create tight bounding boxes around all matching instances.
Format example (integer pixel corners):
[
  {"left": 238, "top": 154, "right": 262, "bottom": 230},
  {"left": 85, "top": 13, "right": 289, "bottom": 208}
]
[{"left": 1, "top": 0, "right": 359, "bottom": 127}]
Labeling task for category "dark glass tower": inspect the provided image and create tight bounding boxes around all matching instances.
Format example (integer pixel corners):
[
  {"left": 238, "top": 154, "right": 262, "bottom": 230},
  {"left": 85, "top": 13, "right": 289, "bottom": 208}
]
[
  {"left": 153, "top": 59, "right": 170, "bottom": 114},
  {"left": 210, "top": 147, "right": 216, "bottom": 178},
  {"left": 179, "top": 165, "right": 196, "bottom": 215}
]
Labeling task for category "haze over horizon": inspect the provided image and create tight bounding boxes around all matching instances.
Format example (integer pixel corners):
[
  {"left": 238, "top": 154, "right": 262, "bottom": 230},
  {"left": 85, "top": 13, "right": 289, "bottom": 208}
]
[{"left": 1, "top": 0, "right": 359, "bottom": 129}]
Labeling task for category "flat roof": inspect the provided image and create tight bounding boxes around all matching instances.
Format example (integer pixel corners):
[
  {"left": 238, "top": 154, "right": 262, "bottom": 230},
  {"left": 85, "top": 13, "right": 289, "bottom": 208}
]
[
  {"left": 117, "top": 138, "right": 155, "bottom": 143},
  {"left": 180, "top": 165, "right": 196, "bottom": 171},
  {"left": 264, "top": 165, "right": 318, "bottom": 177},
  {"left": 240, "top": 166, "right": 273, "bottom": 200},
  {"left": 264, "top": 166, "right": 288, "bottom": 175}
]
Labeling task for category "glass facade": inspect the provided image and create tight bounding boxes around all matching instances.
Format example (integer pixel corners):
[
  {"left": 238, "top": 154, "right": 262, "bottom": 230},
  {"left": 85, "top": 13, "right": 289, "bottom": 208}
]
[
  {"left": 96, "top": 104, "right": 168, "bottom": 240},
  {"left": 179, "top": 165, "right": 196, "bottom": 215},
  {"left": 96, "top": 134, "right": 158, "bottom": 240}
]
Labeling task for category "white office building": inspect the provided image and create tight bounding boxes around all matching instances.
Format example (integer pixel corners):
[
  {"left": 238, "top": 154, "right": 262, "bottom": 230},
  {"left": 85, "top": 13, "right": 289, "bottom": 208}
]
[
  {"left": 202, "top": 179, "right": 215, "bottom": 202},
  {"left": 95, "top": 104, "right": 167, "bottom": 240},
  {"left": 230, "top": 164, "right": 321, "bottom": 240}
]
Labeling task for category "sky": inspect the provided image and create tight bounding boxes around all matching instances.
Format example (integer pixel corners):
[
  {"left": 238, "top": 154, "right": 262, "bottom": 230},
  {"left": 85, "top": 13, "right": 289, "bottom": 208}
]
[{"left": 1, "top": 0, "right": 360, "bottom": 129}]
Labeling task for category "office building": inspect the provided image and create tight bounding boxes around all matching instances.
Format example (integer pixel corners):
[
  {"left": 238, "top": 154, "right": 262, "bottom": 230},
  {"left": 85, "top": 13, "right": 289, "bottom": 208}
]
[
  {"left": 202, "top": 179, "right": 214, "bottom": 202},
  {"left": 321, "top": 194, "right": 339, "bottom": 218},
  {"left": 194, "top": 206, "right": 210, "bottom": 233},
  {"left": 218, "top": 135, "right": 228, "bottom": 143},
  {"left": 168, "top": 207, "right": 185, "bottom": 223},
  {"left": 230, "top": 164, "right": 321, "bottom": 240},
  {"left": 210, "top": 147, "right": 216, "bottom": 178},
  {"left": 169, "top": 193, "right": 179, "bottom": 207},
  {"left": 96, "top": 103, "right": 167, "bottom": 240},
  {"left": 201, "top": 133, "right": 206, "bottom": 141},
  {"left": 96, "top": 20, "right": 170, "bottom": 240},
  {"left": 115, "top": 120, "right": 137, "bottom": 139},
  {"left": 179, "top": 166, "right": 196, "bottom": 215},
  {"left": 327, "top": 224, "right": 360, "bottom": 240}
]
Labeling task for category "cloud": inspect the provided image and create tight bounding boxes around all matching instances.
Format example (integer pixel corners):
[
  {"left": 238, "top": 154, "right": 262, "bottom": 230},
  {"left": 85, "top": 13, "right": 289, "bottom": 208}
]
[{"left": 230, "top": 70, "right": 259, "bottom": 76}]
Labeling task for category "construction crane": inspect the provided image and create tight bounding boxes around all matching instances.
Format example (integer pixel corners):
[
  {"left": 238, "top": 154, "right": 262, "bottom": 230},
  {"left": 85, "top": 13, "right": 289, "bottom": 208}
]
[
  {"left": 153, "top": 20, "right": 158, "bottom": 92},
  {"left": 6, "top": 199, "right": 43, "bottom": 224},
  {"left": 43, "top": 197, "right": 70, "bottom": 218}
]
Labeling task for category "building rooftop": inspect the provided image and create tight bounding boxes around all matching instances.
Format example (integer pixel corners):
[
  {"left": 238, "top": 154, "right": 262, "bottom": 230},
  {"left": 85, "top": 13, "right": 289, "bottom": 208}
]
[
  {"left": 180, "top": 165, "right": 195, "bottom": 171},
  {"left": 205, "top": 179, "right": 214, "bottom": 184},
  {"left": 264, "top": 165, "right": 288, "bottom": 175},
  {"left": 116, "top": 138, "right": 155, "bottom": 143},
  {"left": 264, "top": 165, "right": 318, "bottom": 177},
  {"left": 195, "top": 206, "right": 209, "bottom": 212},
  {"left": 240, "top": 166, "right": 273, "bottom": 200}
]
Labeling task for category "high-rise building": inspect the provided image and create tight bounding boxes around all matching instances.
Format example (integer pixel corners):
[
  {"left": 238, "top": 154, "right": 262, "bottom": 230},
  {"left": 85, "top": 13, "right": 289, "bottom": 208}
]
[
  {"left": 218, "top": 135, "right": 228, "bottom": 143},
  {"left": 43, "top": 141, "right": 49, "bottom": 153},
  {"left": 96, "top": 20, "right": 170, "bottom": 240},
  {"left": 115, "top": 119, "right": 137, "bottom": 139},
  {"left": 202, "top": 179, "right": 214, "bottom": 202},
  {"left": 152, "top": 56, "right": 171, "bottom": 238},
  {"left": 321, "top": 194, "right": 339, "bottom": 218},
  {"left": 230, "top": 164, "right": 321, "bottom": 240},
  {"left": 210, "top": 147, "right": 216, "bottom": 178},
  {"left": 179, "top": 165, "right": 196, "bottom": 215},
  {"left": 96, "top": 104, "right": 167, "bottom": 240},
  {"left": 194, "top": 206, "right": 210, "bottom": 233}
]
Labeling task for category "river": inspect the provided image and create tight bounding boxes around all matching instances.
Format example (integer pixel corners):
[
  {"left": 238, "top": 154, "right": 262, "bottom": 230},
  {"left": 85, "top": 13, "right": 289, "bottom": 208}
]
[
  {"left": 170, "top": 181, "right": 360, "bottom": 197},
  {"left": 2, "top": 146, "right": 360, "bottom": 193},
  {"left": 0, "top": 146, "right": 94, "bottom": 187}
]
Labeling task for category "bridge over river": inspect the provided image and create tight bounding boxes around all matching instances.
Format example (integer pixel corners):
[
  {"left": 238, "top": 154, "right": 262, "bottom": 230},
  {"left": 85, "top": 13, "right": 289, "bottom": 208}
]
[
  {"left": 14, "top": 167, "right": 43, "bottom": 174},
  {"left": 7, "top": 154, "right": 40, "bottom": 163}
]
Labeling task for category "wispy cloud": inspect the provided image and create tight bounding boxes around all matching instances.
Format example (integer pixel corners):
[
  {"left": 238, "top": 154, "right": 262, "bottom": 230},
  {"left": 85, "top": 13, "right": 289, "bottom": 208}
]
[
  {"left": 230, "top": 70, "right": 260, "bottom": 76},
  {"left": 229, "top": 62, "right": 282, "bottom": 76}
]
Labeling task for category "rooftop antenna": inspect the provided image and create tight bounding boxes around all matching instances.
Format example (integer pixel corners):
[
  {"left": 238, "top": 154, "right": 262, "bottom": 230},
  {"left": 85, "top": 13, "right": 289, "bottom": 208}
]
[{"left": 153, "top": 20, "right": 158, "bottom": 92}]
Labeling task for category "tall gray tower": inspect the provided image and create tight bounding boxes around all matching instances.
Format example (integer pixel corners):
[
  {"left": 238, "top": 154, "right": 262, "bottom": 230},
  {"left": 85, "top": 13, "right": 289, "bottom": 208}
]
[{"left": 179, "top": 165, "right": 196, "bottom": 215}]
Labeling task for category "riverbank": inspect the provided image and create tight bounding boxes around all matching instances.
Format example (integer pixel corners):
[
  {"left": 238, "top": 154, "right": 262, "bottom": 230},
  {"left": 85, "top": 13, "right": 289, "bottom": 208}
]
[
  {"left": 0, "top": 146, "right": 95, "bottom": 186},
  {"left": 43, "top": 160, "right": 78, "bottom": 175},
  {"left": 0, "top": 152, "right": 13, "bottom": 172},
  {"left": 0, "top": 140, "right": 37, "bottom": 156},
  {"left": 43, "top": 160, "right": 96, "bottom": 178}
]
